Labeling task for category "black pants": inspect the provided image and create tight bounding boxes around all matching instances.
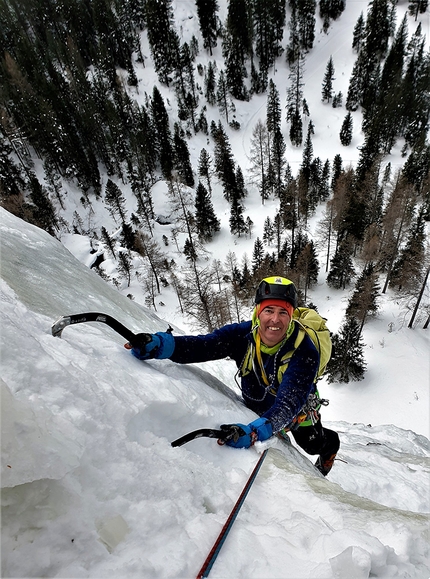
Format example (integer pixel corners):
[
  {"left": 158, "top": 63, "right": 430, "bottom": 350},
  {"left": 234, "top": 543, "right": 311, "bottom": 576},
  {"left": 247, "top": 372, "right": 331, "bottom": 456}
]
[{"left": 291, "top": 418, "right": 340, "bottom": 463}]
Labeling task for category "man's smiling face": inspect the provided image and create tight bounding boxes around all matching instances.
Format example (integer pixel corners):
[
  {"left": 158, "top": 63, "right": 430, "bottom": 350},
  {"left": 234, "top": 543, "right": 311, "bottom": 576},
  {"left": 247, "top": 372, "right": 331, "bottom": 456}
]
[{"left": 258, "top": 305, "right": 291, "bottom": 347}]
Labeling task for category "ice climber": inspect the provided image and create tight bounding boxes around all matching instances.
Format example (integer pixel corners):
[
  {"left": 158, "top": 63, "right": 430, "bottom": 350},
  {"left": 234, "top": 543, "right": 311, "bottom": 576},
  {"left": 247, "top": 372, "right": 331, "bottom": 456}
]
[{"left": 129, "top": 276, "right": 340, "bottom": 476}]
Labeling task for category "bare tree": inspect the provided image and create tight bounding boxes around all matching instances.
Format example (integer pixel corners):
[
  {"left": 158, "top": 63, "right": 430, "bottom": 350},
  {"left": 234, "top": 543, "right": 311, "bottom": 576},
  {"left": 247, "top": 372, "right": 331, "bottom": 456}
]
[
  {"left": 134, "top": 231, "right": 167, "bottom": 294},
  {"left": 249, "top": 119, "right": 270, "bottom": 204}
]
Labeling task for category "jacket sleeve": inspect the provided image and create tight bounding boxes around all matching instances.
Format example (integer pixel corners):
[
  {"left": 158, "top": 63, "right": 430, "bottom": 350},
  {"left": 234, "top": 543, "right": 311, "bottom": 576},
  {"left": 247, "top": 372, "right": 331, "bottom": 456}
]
[
  {"left": 261, "top": 333, "right": 319, "bottom": 433},
  {"left": 169, "top": 321, "right": 251, "bottom": 365}
]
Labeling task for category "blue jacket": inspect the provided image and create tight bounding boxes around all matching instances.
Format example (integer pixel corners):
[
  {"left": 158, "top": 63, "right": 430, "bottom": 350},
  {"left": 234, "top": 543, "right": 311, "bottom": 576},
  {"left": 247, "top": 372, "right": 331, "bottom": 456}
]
[{"left": 170, "top": 321, "right": 319, "bottom": 433}]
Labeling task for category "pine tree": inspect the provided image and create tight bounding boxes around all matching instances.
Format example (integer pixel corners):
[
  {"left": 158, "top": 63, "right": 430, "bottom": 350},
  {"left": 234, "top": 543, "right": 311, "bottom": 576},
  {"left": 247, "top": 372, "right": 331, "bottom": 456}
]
[
  {"left": 121, "top": 222, "right": 136, "bottom": 251},
  {"left": 321, "top": 56, "right": 335, "bottom": 102},
  {"left": 346, "top": 263, "right": 380, "bottom": 334},
  {"left": 294, "top": 240, "right": 319, "bottom": 301},
  {"left": 27, "top": 175, "right": 59, "bottom": 236},
  {"left": 198, "top": 148, "right": 214, "bottom": 195},
  {"left": 117, "top": 251, "right": 132, "bottom": 287},
  {"left": 222, "top": 0, "right": 251, "bottom": 100},
  {"left": 105, "top": 179, "right": 127, "bottom": 224},
  {"left": 286, "top": 55, "right": 305, "bottom": 146},
  {"left": 195, "top": 0, "right": 219, "bottom": 55},
  {"left": 271, "top": 128, "right": 287, "bottom": 198},
  {"left": 263, "top": 216, "right": 275, "bottom": 246},
  {"left": 327, "top": 238, "right": 355, "bottom": 289},
  {"left": 204, "top": 61, "right": 217, "bottom": 105},
  {"left": 390, "top": 207, "right": 426, "bottom": 292},
  {"left": 145, "top": 0, "right": 178, "bottom": 84},
  {"left": 340, "top": 112, "right": 353, "bottom": 146},
  {"left": 252, "top": 237, "right": 265, "bottom": 272},
  {"left": 229, "top": 196, "right": 246, "bottom": 236},
  {"left": 331, "top": 154, "right": 343, "bottom": 191},
  {"left": 326, "top": 317, "right": 366, "bottom": 383},
  {"left": 101, "top": 226, "right": 116, "bottom": 258},
  {"left": 266, "top": 79, "right": 282, "bottom": 134},
  {"left": 173, "top": 124, "right": 194, "bottom": 187},
  {"left": 364, "top": 0, "right": 391, "bottom": 57},
  {"left": 286, "top": 4, "right": 300, "bottom": 65},
  {"left": 297, "top": 0, "right": 316, "bottom": 50},
  {"left": 216, "top": 70, "right": 235, "bottom": 124},
  {"left": 213, "top": 121, "right": 237, "bottom": 202},
  {"left": 408, "top": 0, "right": 429, "bottom": 19},
  {"left": 195, "top": 181, "right": 220, "bottom": 241},
  {"left": 151, "top": 86, "right": 174, "bottom": 179},
  {"left": 352, "top": 12, "right": 365, "bottom": 52}
]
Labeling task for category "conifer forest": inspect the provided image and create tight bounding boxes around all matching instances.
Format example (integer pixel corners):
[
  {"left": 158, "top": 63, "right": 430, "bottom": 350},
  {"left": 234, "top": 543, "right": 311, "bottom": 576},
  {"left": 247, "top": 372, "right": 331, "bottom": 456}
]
[{"left": 1, "top": 0, "right": 429, "bottom": 382}]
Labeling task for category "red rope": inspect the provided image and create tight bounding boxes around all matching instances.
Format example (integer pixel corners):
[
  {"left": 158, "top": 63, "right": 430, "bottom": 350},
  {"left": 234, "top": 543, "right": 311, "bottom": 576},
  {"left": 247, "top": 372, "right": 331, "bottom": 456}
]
[{"left": 196, "top": 449, "right": 269, "bottom": 578}]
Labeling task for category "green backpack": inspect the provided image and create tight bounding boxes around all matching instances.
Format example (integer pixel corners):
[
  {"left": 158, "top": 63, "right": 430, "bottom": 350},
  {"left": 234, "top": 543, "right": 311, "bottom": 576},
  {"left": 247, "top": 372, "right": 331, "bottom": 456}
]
[{"left": 292, "top": 307, "right": 332, "bottom": 380}]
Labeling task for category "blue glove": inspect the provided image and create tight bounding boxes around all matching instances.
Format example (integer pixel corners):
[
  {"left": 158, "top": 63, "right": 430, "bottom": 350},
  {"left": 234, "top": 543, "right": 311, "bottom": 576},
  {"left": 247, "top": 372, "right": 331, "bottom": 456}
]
[
  {"left": 222, "top": 417, "right": 273, "bottom": 449},
  {"left": 131, "top": 332, "right": 175, "bottom": 360}
]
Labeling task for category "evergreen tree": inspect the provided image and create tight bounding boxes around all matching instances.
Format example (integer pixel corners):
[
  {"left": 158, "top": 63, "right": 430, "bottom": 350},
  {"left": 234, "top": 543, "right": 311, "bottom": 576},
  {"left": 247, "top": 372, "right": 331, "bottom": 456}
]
[
  {"left": 151, "top": 86, "right": 174, "bottom": 179},
  {"left": 213, "top": 121, "right": 237, "bottom": 202},
  {"left": 253, "top": 0, "right": 286, "bottom": 85},
  {"left": 263, "top": 216, "right": 275, "bottom": 246},
  {"left": 294, "top": 240, "right": 319, "bottom": 301},
  {"left": 286, "top": 4, "right": 301, "bottom": 65},
  {"left": 101, "top": 226, "right": 116, "bottom": 258},
  {"left": 327, "top": 238, "right": 355, "bottom": 289},
  {"left": 402, "top": 143, "right": 430, "bottom": 195},
  {"left": 195, "top": 181, "right": 220, "bottom": 241},
  {"left": 27, "top": 175, "right": 58, "bottom": 236},
  {"left": 346, "top": 263, "right": 380, "bottom": 334},
  {"left": 319, "top": 0, "right": 346, "bottom": 28},
  {"left": 401, "top": 30, "right": 430, "bottom": 150},
  {"left": 222, "top": 0, "right": 252, "bottom": 100},
  {"left": 321, "top": 56, "right": 335, "bottom": 102},
  {"left": 390, "top": 207, "right": 426, "bottom": 292},
  {"left": 252, "top": 237, "right": 265, "bottom": 272},
  {"left": 235, "top": 165, "right": 247, "bottom": 199},
  {"left": 320, "top": 159, "right": 331, "bottom": 201},
  {"left": 216, "top": 70, "right": 235, "bottom": 124},
  {"left": 266, "top": 79, "right": 282, "bottom": 134},
  {"left": 340, "top": 111, "right": 353, "bottom": 146},
  {"left": 105, "top": 178, "right": 127, "bottom": 224},
  {"left": 145, "top": 0, "right": 179, "bottom": 84},
  {"left": 120, "top": 222, "right": 136, "bottom": 251},
  {"left": 117, "top": 250, "right": 132, "bottom": 287},
  {"left": 326, "top": 317, "right": 366, "bottom": 383},
  {"left": 195, "top": 0, "right": 219, "bottom": 55},
  {"left": 286, "top": 54, "right": 305, "bottom": 146},
  {"left": 229, "top": 196, "right": 247, "bottom": 236},
  {"left": 204, "top": 61, "right": 217, "bottom": 105},
  {"left": 331, "top": 154, "right": 343, "bottom": 191},
  {"left": 364, "top": 0, "right": 391, "bottom": 57},
  {"left": 174, "top": 42, "right": 199, "bottom": 130},
  {"left": 352, "top": 12, "right": 365, "bottom": 52},
  {"left": 198, "top": 148, "right": 214, "bottom": 195},
  {"left": 408, "top": 0, "right": 429, "bottom": 20},
  {"left": 271, "top": 129, "right": 287, "bottom": 198},
  {"left": 297, "top": 0, "right": 316, "bottom": 50},
  {"left": 173, "top": 124, "right": 194, "bottom": 187}
]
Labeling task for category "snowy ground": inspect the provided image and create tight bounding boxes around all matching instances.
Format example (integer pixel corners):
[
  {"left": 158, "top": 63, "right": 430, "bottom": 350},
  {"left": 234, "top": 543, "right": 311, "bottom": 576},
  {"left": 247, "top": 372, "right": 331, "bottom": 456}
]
[
  {"left": 2, "top": 0, "right": 430, "bottom": 577},
  {"left": 1, "top": 208, "right": 429, "bottom": 579}
]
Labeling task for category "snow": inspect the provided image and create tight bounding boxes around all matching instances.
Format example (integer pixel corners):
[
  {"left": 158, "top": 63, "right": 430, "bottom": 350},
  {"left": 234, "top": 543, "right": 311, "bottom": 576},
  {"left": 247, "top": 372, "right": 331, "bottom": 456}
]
[
  {"left": 1, "top": 206, "right": 429, "bottom": 578},
  {"left": 2, "top": 0, "right": 430, "bottom": 577}
]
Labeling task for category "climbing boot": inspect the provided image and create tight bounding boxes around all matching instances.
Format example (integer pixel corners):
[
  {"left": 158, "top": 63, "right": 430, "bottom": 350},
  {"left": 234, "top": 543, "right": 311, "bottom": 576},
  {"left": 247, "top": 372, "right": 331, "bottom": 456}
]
[{"left": 315, "top": 453, "right": 337, "bottom": 476}]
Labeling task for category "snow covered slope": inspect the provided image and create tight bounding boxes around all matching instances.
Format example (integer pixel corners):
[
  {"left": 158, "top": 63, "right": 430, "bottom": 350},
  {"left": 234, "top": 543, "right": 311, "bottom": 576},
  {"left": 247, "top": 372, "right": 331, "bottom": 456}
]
[{"left": 1, "top": 209, "right": 429, "bottom": 578}]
